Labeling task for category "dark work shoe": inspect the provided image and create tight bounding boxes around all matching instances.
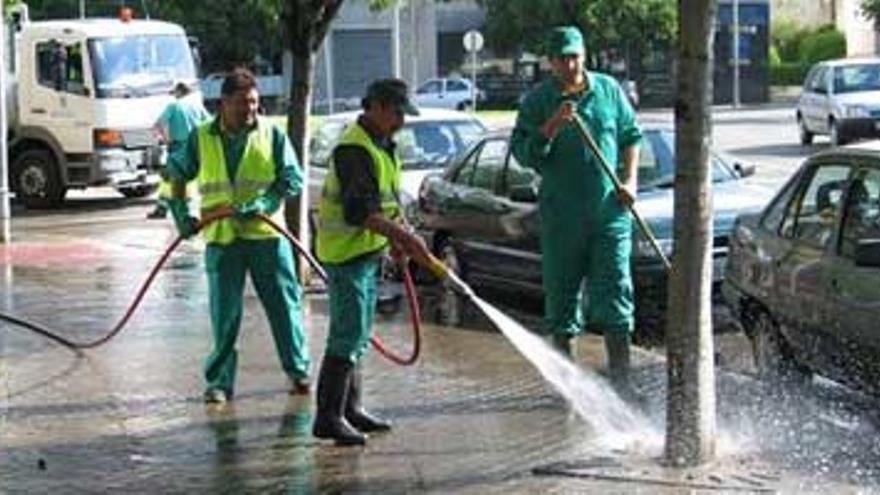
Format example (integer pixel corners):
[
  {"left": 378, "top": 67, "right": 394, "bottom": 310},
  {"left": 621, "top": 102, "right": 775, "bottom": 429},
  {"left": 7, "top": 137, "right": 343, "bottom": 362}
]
[
  {"left": 204, "top": 388, "right": 229, "bottom": 404},
  {"left": 146, "top": 205, "right": 168, "bottom": 219},
  {"left": 288, "top": 377, "right": 311, "bottom": 396}
]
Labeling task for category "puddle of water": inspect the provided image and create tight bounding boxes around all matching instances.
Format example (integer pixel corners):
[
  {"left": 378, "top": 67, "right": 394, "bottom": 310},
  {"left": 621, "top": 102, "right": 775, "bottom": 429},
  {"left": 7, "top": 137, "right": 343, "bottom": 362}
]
[{"left": 469, "top": 293, "right": 663, "bottom": 453}]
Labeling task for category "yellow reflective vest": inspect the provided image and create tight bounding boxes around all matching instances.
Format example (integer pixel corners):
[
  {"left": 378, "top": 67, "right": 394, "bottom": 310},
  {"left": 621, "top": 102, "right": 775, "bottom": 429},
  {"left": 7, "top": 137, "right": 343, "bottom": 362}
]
[
  {"left": 197, "top": 118, "right": 281, "bottom": 244},
  {"left": 316, "top": 122, "right": 402, "bottom": 264}
]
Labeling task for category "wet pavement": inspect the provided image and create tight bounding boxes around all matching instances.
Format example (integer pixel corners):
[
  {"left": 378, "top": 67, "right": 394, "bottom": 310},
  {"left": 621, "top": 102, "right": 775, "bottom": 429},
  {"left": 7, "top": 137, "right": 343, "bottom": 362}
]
[{"left": 2, "top": 196, "right": 880, "bottom": 494}]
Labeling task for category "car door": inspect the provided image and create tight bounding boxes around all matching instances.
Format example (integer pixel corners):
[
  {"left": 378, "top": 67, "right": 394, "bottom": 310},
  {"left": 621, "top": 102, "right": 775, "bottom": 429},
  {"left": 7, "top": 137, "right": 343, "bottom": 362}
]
[
  {"left": 772, "top": 160, "right": 852, "bottom": 367},
  {"left": 431, "top": 137, "right": 522, "bottom": 286},
  {"left": 415, "top": 79, "right": 443, "bottom": 108},
  {"left": 822, "top": 162, "right": 880, "bottom": 392},
  {"left": 445, "top": 78, "right": 470, "bottom": 109},
  {"left": 23, "top": 38, "right": 94, "bottom": 154},
  {"left": 803, "top": 66, "right": 829, "bottom": 132}
]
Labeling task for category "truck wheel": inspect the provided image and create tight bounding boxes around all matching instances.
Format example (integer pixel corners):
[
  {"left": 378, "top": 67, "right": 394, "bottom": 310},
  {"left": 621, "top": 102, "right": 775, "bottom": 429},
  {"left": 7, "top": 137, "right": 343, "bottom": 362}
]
[
  {"left": 118, "top": 184, "right": 159, "bottom": 198},
  {"left": 11, "top": 149, "right": 65, "bottom": 208}
]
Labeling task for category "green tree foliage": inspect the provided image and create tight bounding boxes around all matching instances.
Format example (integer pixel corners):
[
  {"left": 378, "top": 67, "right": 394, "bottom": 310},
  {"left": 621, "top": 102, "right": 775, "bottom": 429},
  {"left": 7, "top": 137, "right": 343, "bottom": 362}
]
[
  {"left": 798, "top": 25, "right": 845, "bottom": 65},
  {"left": 24, "top": 0, "right": 286, "bottom": 74},
  {"left": 479, "top": 0, "right": 676, "bottom": 63},
  {"left": 862, "top": 0, "right": 880, "bottom": 21}
]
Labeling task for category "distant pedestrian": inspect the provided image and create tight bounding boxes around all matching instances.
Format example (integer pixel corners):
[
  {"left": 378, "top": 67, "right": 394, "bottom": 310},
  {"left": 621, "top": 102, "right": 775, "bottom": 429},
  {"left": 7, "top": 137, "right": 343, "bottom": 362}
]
[
  {"left": 147, "top": 80, "right": 210, "bottom": 219},
  {"left": 511, "top": 26, "right": 642, "bottom": 395},
  {"left": 166, "top": 69, "right": 310, "bottom": 403}
]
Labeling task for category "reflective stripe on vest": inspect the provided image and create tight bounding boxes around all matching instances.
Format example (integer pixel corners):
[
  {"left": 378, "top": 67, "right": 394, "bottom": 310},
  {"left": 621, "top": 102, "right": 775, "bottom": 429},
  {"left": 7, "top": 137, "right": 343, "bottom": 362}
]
[
  {"left": 316, "top": 122, "right": 402, "bottom": 264},
  {"left": 197, "top": 118, "right": 281, "bottom": 244}
]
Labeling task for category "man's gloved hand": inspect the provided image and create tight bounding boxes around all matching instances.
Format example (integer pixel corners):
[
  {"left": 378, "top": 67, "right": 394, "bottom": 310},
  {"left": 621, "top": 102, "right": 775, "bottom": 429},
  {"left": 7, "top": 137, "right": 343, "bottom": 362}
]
[
  {"left": 236, "top": 192, "right": 282, "bottom": 218},
  {"left": 168, "top": 197, "right": 199, "bottom": 239}
]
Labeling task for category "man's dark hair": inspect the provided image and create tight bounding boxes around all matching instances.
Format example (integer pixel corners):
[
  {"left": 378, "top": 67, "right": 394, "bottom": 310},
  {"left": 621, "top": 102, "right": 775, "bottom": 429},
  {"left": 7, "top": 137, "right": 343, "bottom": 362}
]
[{"left": 221, "top": 68, "right": 258, "bottom": 97}]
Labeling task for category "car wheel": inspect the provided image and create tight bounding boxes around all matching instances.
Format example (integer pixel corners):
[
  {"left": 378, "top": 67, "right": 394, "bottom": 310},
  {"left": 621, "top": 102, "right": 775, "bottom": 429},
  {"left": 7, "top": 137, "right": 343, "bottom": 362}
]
[
  {"left": 750, "top": 310, "right": 811, "bottom": 386},
  {"left": 11, "top": 149, "right": 65, "bottom": 208},
  {"left": 829, "top": 119, "right": 846, "bottom": 146},
  {"left": 798, "top": 116, "right": 813, "bottom": 145},
  {"left": 436, "top": 241, "right": 464, "bottom": 327},
  {"left": 456, "top": 100, "right": 473, "bottom": 112}
]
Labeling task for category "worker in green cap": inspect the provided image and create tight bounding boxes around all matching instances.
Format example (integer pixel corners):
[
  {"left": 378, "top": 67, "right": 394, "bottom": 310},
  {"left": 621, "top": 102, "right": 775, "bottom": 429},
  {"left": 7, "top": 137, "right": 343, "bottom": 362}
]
[
  {"left": 166, "top": 68, "right": 310, "bottom": 404},
  {"left": 312, "top": 78, "right": 435, "bottom": 446},
  {"left": 510, "top": 26, "right": 642, "bottom": 393}
]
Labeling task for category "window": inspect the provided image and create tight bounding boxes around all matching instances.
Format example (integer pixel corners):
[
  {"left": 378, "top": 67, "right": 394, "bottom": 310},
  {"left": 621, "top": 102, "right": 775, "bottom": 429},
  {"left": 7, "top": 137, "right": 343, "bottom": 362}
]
[
  {"left": 446, "top": 79, "right": 468, "bottom": 92},
  {"left": 832, "top": 64, "right": 880, "bottom": 94},
  {"left": 809, "top": 67, "right": 828, "bottom": 94},
  {"left": 36, "top": 40, "right": 86, "bottom": 95},
  {"left": 780, "top": 163, "right": 851, "bottom": 249},
  {"left": 417, "top": 80, "right": 442, "bottom": 94},
  {"left": 454, "top": 138, "right": 506, "bottom": 191},
  {"left": 840, "top": 167, "right": 880, "bottom": 258},
  {"left": 760, "top": 170, "right": 803, "bottom": 234}
]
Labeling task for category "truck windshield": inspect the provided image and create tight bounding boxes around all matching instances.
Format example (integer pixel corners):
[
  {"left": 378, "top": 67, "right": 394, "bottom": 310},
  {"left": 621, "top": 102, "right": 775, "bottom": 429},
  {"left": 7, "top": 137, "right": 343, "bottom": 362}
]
[{"left": 88, "top": 34, "right": 196, "bottom": 98}]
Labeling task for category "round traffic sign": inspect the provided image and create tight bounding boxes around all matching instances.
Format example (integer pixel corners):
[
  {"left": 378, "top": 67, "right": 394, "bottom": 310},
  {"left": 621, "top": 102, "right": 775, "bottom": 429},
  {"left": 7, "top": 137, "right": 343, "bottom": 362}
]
[{"left": 463, "top": 29, "right": 484, "bottom": 53}]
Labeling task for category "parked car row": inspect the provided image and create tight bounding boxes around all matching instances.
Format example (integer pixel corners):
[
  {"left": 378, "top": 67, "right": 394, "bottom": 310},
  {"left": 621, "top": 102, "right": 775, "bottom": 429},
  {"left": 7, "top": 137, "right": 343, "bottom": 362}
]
[{"left": 410, "top": 127, "right": 773, "bottom": 334}]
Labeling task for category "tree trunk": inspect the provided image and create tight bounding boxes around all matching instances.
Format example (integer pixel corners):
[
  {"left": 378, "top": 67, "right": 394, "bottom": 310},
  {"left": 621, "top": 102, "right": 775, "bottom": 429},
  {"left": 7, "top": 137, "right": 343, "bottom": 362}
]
[
  {"left": 664, "top": 0, "right": 717, "bottom": 467},
  {"left": 285, "top": 50, "right": 315, "bottom": 260}
]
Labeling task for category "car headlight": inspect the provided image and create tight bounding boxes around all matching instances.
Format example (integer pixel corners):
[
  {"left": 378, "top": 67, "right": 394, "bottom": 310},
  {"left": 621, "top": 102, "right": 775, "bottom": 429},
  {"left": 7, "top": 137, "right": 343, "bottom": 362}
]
[
  {"left": 844, "top": 105, "right": 871, "bottom": 118},
  {"left": 635, "top": 236, "right": 673, "bottom": 260}
]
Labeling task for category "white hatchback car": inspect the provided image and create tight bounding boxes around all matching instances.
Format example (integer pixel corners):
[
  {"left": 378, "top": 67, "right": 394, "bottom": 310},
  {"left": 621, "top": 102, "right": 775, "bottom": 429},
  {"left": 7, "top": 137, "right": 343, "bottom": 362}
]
[
  {"left": 797, "top": 58, "right": 880, "bottom": 146},
  {"left": 307, "top": 107, "right": 488, "bottom": 210},
  {"left": 413, "top": 78, "right": 485, "bottom": 111}
]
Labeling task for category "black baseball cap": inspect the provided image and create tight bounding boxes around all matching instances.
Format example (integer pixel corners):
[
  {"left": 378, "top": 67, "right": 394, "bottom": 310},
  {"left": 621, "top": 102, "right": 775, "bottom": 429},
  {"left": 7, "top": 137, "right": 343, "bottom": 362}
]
[{"left": 362, "top": 78, "right": 419, "bottom": 116}]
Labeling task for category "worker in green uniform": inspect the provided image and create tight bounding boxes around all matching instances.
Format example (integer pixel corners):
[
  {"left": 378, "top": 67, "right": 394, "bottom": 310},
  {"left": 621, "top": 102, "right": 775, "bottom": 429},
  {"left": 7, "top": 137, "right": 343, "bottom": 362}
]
[
  {"left": 312, "top": 78, "right": 434, "bottom": 445},
  {"left": 511, "top": 26, "right": 642, "bottom": 392},
  {"left": 166, "top": 68, "right": 310, "bottom": 404},
  {"left": 148, "top": 81, "right": 211, "bottom": 219}
]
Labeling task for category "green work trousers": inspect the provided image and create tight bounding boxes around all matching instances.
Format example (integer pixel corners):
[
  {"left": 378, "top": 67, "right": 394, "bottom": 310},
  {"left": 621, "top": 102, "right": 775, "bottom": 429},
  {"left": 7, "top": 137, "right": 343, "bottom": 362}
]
[
  {"left": 541, "top": 219, "right": 634, "bottom": 339},
  {"left": 203, "top": 238, "right": 310, "bottom": 394},
  {"left": 324, "top": 256, "right": 380, "bottom": 363}
]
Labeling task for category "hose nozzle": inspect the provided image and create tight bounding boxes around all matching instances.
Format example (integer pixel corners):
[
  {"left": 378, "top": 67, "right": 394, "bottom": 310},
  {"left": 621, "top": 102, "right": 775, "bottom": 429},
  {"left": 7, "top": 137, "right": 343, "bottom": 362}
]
[{"left": 427, "top": 254, "right": 475, "bottom": 300}]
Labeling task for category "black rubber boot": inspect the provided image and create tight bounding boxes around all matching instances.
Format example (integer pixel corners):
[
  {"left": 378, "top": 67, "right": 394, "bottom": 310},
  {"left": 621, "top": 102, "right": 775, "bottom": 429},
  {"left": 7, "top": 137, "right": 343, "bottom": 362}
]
[
  {"left": 345, "top": 364, "right": 391, "bottom": 433},
  {"left": 604, "top": 332, "right": 644, "bottom": 407},
  {"left": 312, "top": 356, "right": 366, "bottom": 446}
]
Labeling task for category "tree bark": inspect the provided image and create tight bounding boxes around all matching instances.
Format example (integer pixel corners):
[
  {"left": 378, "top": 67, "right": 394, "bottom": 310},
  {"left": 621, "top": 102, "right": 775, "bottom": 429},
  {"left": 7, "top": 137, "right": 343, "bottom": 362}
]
[
  {"left": 281, "top": 0, "right": 345, "bottom": 279},
  {"left": 664, "top": 0, "right": 717, "bottom": 467}
]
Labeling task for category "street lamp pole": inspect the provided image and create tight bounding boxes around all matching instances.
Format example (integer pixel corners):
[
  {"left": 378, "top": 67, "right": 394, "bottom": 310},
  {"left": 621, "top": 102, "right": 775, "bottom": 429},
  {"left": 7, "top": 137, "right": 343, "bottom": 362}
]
[
  {"left": 732, "top": 0, "right": 741, "bottom": 108},
  {"left": 0, "top": 2, "right": 11, "bottom": 244},
  {"left": 392, "top": 3, "right": 401, "bottom": 78}
]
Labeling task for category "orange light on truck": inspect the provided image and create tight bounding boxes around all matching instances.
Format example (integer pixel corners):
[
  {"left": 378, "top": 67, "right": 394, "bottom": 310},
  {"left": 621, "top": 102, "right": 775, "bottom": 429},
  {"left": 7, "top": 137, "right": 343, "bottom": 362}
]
[{"left": 94, "top": 128, "right": 124, "bottom": 147}]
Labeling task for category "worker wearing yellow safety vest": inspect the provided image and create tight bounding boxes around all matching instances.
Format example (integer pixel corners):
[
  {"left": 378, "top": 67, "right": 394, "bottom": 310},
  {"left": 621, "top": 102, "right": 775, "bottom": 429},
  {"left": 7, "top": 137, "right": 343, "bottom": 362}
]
[
  {"left": 313, "top": 79, "right": 434, "bottom": 445},
  {"left": 165, "top": 69, "right": 310, "bottom": 404}
]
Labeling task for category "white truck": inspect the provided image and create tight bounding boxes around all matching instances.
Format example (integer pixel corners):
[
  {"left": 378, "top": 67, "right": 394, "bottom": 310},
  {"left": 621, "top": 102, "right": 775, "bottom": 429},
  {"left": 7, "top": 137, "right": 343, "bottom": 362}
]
[{"left": 5, "top": 7, "right": 202, "bottom": 207}]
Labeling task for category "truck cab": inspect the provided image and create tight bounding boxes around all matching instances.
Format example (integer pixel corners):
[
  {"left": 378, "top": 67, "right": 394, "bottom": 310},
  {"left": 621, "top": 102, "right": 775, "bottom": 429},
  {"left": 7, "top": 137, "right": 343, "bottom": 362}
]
[{"left": 7, "top": 9, "right": 201, "bottom": 207}]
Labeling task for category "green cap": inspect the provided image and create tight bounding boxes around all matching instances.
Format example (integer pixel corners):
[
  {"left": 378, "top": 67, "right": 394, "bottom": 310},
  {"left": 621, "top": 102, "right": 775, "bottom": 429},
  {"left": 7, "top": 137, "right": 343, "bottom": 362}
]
[{"left": 548, "top": 26, "right": 585, "bottom": 57}]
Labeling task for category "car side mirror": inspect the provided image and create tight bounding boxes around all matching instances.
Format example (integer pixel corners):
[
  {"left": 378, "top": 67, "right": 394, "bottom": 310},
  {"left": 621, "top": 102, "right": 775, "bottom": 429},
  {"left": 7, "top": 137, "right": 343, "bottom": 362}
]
[
  {"left": 509, "top": 184, "right": 538, "bottom": 203},
  {"left": 734, "top": 162, "right": 756, "bottom": 178},
  {"left": 854, "top": 238, "right": 880, "bottom": 268}
]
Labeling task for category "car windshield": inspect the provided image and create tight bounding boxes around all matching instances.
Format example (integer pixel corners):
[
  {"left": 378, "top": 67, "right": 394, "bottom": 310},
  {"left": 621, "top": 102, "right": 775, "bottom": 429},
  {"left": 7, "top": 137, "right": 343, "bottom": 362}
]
[
  {"left": 832, "top": 64, "right": 880, "bottom": 94},
  {"left": 88, "top": 34, "right": 196, "bottom": 98},
  {"left": 310, "top": 118, "right": 486, "bottom": 170},
  {"left": 639, "top": 129, "right": 739, "bottom": 189}
]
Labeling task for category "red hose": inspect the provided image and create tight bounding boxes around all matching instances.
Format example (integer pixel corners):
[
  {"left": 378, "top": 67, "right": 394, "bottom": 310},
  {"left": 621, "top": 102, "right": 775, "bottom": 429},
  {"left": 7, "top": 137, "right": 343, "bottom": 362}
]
[{"left": 0, "top": 212, "right": 423, "bottom": 365}]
